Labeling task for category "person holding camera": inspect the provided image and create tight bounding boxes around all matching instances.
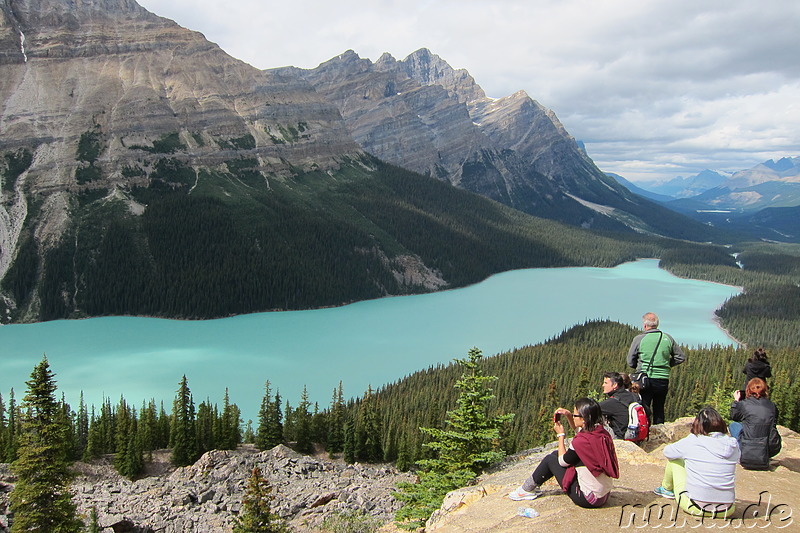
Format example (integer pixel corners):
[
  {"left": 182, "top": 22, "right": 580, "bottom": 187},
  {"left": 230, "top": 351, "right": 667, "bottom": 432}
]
[{"left": 508, "top": 398, "right": 619, "bottom": 508}]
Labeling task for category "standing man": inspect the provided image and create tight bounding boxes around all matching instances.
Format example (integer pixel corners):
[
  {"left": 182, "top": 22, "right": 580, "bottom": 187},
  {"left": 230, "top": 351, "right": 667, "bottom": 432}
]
[{"left": 627, "top": 312, "right": 686, "bottom": 425}]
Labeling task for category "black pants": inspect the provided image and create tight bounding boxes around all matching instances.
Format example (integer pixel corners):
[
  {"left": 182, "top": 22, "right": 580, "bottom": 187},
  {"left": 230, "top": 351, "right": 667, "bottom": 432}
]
[
  {"left": 641, "top": 378, "right": 669, "bottom": 425},
  {"left": 522, "top": 451, "right": 596, "bottom": 508}
]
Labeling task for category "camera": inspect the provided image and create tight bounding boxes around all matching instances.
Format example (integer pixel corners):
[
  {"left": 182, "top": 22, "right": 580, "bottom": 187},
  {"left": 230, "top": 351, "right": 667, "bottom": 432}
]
[{"left": 553, "top": 413, "right": 560, "bottom": 422}]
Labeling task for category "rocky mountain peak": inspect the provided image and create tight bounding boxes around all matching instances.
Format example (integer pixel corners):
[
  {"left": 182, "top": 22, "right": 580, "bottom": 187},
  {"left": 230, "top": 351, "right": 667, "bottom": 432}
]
[{"left": 400, "top": 47, "right": 486, "bottom": 103}]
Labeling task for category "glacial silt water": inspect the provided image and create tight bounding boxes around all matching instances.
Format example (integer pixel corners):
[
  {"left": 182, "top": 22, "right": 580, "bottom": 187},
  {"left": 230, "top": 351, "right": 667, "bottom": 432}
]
[{"left": 0, "top": 260, "right": 740, "bottom": 419}]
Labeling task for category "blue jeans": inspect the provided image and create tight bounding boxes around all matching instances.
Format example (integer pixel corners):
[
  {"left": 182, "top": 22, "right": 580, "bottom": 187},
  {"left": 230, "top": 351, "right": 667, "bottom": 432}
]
[{"left": 729, "top": 421, "right": 742, "bottom": 439}]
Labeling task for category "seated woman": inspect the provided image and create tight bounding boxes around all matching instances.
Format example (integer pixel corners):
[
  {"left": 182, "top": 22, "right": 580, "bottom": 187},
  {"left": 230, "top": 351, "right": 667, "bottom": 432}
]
[
  {"left": 729, "top": 377, "right": 781, "bottom": 470},
  {"left": 508, "top": 398, "right": 619, "bottom": 508},
  {"left": 653, "top": 407, "right": 739, "bottom": 517}
]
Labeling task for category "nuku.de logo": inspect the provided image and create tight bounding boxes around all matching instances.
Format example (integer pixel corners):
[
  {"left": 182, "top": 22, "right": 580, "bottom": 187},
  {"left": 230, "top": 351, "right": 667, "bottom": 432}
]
[{"left": 618, "top": 491, "right": 793, "bottom": 529}]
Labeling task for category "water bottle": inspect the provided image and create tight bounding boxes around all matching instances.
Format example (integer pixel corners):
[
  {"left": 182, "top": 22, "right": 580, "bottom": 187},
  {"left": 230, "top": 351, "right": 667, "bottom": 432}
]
[{"left": 517, "top": 506, "right": 539, "bottom": 518}]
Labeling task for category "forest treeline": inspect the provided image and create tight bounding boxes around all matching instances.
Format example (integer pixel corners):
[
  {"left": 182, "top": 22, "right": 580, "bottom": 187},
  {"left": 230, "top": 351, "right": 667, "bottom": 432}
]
[{"left": 3, "top": 321, "right": 799, "bottom": 482}]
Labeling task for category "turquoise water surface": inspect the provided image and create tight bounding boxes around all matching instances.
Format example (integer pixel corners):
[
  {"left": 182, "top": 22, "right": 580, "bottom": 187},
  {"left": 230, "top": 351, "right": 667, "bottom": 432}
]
[{"left": 0, "top": 259, "right": 740, "bottom": 420}]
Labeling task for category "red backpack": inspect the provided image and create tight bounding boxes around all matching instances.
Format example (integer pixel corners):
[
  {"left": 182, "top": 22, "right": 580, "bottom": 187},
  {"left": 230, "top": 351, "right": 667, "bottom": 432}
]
[{"left": 623, "top": 401, "right": 650, "bottom": 443}]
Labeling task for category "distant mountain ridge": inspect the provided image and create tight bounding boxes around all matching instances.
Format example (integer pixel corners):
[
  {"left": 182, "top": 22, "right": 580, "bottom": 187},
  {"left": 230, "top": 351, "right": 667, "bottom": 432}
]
[
  {"left": 278, "top": 49, "right": 721, "bottom": 240},
  {"left": 631, "top": 157, "right": 800, "bottom": 211},
  {"left": 610, "top": 158, "right": 800, "bottom": 242}
]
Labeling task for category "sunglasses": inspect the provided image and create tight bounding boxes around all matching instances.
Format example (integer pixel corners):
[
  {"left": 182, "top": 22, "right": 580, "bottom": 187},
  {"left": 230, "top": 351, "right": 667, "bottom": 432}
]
[{"left": 572, "top": 413, "right": 583, "bottom": 418}]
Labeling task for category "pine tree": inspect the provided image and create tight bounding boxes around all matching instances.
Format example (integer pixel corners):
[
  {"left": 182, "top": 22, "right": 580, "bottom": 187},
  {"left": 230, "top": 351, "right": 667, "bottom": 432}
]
[
  {"left": 293, "top": 386, "right": 313, "bottom": 454},
  {"left": 75, "top": 392, "right": 89, "bottom": 460},
  {"left": 267, "top": 391, "right": 283, "bottom": 448},
  {"left": 9, "top": 356, "right": 83, "bottom": 532},
  {"left": 358, "top": 386, "right": 382, "bottom": 462},
  {"left": 232, "top": 467, "right": 290, "bottom": 533},
  {"left": 326, "top": 382, "right": 345, "bottom": 456},
  {"left": 196, "top": 399, "right": 216, "bottom": 454},
  {"left": 170, "top": 375, "right": 197, "bottom": 467},
  {"left": 4, "top": 388, "right": 18, "bottom": 462},
  {"left": 343, "top": 414, "right": 357, "bottom": 464},
  {"left": 256, "top": 382, "right": 273, "bottom": 450},
  {"left": 394, "top": 347, "right": 513, "bottom": 530}
]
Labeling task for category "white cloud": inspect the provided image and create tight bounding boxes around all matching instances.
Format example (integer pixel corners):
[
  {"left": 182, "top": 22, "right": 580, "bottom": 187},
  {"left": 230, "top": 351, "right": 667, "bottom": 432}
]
[{"left": 136, "top": 0, "right": 800, "bottom": 183}]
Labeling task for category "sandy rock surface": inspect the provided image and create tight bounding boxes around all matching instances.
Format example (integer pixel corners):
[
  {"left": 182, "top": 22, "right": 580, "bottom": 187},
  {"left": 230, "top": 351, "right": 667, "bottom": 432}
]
[{"left": 392, "top": 420, "right": 800, "bottom": 532}]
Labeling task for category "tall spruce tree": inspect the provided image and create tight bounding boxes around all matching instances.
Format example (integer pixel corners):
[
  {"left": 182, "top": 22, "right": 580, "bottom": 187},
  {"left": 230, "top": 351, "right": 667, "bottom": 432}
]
[
  {"left": 170, "top": 375, "right": 197, "bottom": 466},
  {"left": 5, "top": 389, "right": 18, "bottom": 462},
  {"left": 358, "top": 386, "right": 383, "bottom": 462},
  {"left": 9, "top": 356, "right": 83, "bottom": 532},
  {"left": 394, "top": 347, "right": 513, "bottom": 530},
  {"left": 326, "top": 382, "right": 345, "bottom": 456},
  {"left": 256, "top": 382, "right": 283, "bottom": 450},
  {"left": 293, "top": 386, "right": 313, "bottom": 454}
]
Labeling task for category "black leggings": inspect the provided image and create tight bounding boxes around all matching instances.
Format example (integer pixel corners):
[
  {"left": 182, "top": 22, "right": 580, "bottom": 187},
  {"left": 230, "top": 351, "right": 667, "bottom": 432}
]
[{"left": 522, "top": 450, "right": 596, "bottom": 508}]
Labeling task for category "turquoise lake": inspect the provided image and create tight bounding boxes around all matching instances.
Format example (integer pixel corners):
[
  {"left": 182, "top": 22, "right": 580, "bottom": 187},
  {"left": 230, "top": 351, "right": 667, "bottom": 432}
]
[{"left": 0, "top": 259, "right": 740, "bottom": 421}]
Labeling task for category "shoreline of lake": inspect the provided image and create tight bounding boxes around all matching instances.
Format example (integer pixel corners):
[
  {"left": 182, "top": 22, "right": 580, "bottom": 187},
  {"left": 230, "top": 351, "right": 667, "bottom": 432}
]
[{"left": 0, "top": 259, "right": 743, "bottom": 420}]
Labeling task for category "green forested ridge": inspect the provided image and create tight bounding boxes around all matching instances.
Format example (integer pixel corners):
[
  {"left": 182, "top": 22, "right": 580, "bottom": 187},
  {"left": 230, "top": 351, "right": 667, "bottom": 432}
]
[{"left": 5, "top": 155, "right": 677, "bottom": 322}]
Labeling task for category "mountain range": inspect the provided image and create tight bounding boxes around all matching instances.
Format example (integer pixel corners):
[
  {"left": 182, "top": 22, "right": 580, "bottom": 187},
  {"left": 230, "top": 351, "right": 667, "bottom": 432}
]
[
  {"left": 0, "top": 0, "right": 727, "bottom": 322},
  {"left": 610, "top": 157, "right": 800, "bottom": 242}
]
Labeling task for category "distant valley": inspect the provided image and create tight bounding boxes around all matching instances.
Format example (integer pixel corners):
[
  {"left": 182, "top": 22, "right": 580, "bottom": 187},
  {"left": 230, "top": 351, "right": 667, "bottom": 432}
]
[{"left": 610, "top": 157, "right": 800, "bottom": 242}]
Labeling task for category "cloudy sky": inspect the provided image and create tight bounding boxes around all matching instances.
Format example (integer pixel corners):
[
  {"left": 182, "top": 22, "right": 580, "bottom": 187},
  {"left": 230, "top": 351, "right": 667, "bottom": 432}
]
[{"left": 136, "top": 0, "right": 799, "bottom": 184}]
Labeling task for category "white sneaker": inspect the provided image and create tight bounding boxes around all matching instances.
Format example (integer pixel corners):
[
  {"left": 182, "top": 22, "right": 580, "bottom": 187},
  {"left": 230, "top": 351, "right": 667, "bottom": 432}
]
[{"left": 508, "top": 487, "right": 541, "bottom": 501}]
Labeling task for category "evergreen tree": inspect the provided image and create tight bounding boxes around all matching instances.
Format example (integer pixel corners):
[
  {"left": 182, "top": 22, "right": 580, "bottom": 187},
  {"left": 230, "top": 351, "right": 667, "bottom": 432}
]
[
  {"left": 256, "top": 382, "right": 273, "bottom": 451},
  {"left": 358, "top": 386, "right": 382, "bottom": 462},
  {"left": 113, "top": 397, "right": 133, "bottom": 476},
  {"left": 233, "top": 467, "right": 290, "bottom": 533},
  {"left": 293, "top": 386, "right": 313, "bottom": 454},
  {"left": 326, "top": 382, "right": 345, "bottom": 456},
  {"left": 220, "top": 389, "right": 241, "bottom": 450},
  {"left": 196, "top": 399, "right": 216, "bottom": 454},
  {"left": 243, "top": 419, "right": 255, "bottom": 444},
  {"left": 394, "top": 347, "right": 513, "bottom": 530},
  {"left": 88, "top": 507, "right": 101, "bottom": 533},
  {"left": 75, "top": 392, "right": 89, "bottom": 460},
  {"left": 4, "top": 389, "right": 18, "bottom": 462},
  {"left": 170, "top": 375, "right": 197, "bottom": 466},
  {"left": 343, "top": 414, "right": 357, "bottom": 464},
  {"left": 266, "top": 391, "right": 283, "bottom": 448},
  {"left": 9, "top": 356, "right": 83, "bottom": 532}
]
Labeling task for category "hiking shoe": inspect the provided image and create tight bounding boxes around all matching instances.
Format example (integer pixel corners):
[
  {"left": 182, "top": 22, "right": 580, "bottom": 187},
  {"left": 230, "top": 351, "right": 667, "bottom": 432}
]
[
  {"left": 508, "top": 487, "right": 541, "bottom": 501},
  {"left": 653, "top": 486, "right": 675, "bottom": 499}
]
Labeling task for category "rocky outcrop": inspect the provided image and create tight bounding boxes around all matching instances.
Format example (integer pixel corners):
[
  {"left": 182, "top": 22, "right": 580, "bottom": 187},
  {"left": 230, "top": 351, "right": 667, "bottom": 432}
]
[
  {"left": 0, "top": 444, "right": 413, "bottom": 532},
  {"left": 417, "top": 420, "right": 800, "bottom": 532}
]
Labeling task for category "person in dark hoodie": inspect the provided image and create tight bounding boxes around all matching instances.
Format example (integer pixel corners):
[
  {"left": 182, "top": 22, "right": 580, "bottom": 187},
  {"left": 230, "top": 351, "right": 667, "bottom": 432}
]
[
  {"left": 742, "top": 347, "right": 771, "bottom": 389},
  {"left": 599, "top": 372, "right": 641, "bottom": 439},
  {"left": 508, "top": 398, "right": 619, "bottom": 508},
  {"left": 729, "top": 377, "right": 781, "bottom": 470},
  {"left": 653, "top": 407, "right": 739, "bottom": 517}
]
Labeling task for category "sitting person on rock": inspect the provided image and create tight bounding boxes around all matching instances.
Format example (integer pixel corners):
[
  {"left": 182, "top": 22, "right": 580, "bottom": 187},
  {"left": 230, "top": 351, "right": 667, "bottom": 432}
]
[
  {"left": 653, "top": 407, "right": 739, "bottom": 518},
  {"left": 729, "top": 377, "right": 781, "bottom": 470},
  {"left": 508, "top": 398, "right": 619, "bottom": 508},
  {"left": 599, "top": 371, "right": 642, "bottom": 439}
]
